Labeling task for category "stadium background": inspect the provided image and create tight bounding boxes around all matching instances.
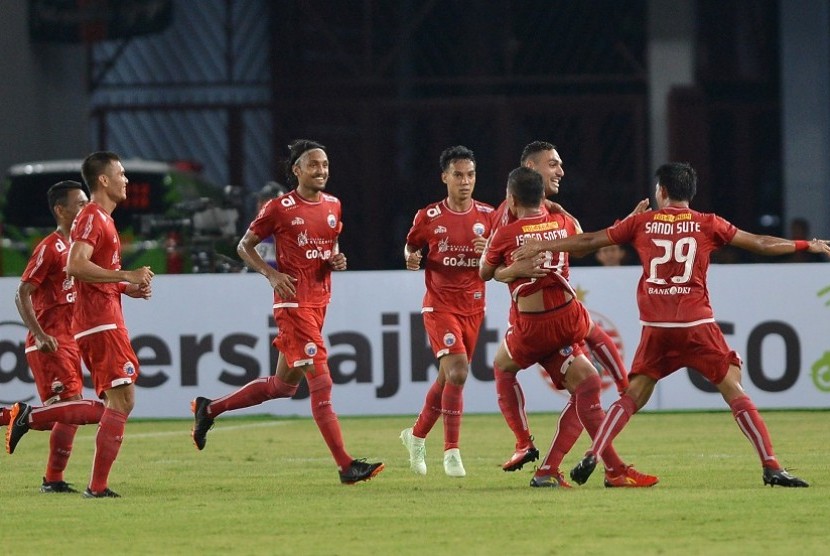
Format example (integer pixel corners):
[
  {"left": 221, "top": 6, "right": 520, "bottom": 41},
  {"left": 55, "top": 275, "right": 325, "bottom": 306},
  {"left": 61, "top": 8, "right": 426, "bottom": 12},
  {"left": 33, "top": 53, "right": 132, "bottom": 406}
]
[{"left": 1, "top": 0, "right": 828, "bottom": 272}]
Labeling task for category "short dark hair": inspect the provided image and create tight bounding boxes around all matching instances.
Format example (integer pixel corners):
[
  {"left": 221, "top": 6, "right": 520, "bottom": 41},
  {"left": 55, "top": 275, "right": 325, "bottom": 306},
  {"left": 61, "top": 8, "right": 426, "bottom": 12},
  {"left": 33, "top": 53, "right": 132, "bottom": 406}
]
[
  {"left": 285, "top": 139, "right": 326, "bottom": 186},
  {"left": 81, "top": 151, "right": 120, "bottom": 192},
  {"left": 520, "top": 141, "right": 556, "bottom": 165},
  {"left": 507, "top": 167, "right": 544, "bottom": 207},
  {"left": 439, "top": 145, "right": 475, "bottom": 172},
  {"left": 47, "top": 180, "right": 84, "bottom": 219},
  {"left": 655, "top": 162, "right": 697, "bottom": 202}
]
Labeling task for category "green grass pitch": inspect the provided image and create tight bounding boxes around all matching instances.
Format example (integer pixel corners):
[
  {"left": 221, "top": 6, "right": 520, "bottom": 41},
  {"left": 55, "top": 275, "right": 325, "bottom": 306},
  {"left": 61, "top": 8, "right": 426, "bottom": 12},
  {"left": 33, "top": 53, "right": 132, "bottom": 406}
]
[{"left": 2, "top": 410, "right": 826, "bottom": 555}]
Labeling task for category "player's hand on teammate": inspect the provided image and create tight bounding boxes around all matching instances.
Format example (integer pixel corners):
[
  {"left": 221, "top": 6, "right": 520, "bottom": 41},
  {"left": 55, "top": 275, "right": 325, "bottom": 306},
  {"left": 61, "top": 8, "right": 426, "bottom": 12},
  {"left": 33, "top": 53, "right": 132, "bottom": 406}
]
[
  {"left": 505, "top": 253, "right": 549, "bottom": 279},
  {"left": 268, "top": 270, "right": 298, "bottom": 298},
  {"left": 35, "top": 333, "right": 59, "bottom": 353},
  {"left": 628, "top": 198, "right": 651, "bottom": 218},
  {"left": 328, "top": 252, "right": 347, "bottom": 271},
  {"left": 512, "top": 240, "right": 545, "bottom": 261},
  {"left": 545, "top": 201, "right": 583, "bottom": 233}
]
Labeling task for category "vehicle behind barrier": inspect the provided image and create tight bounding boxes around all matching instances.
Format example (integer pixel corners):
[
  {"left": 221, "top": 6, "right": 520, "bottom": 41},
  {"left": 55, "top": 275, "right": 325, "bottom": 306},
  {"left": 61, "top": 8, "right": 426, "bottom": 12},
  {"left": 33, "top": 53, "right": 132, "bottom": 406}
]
[{"left": 0, "top": 159, "right": 242, "bottom": 276}]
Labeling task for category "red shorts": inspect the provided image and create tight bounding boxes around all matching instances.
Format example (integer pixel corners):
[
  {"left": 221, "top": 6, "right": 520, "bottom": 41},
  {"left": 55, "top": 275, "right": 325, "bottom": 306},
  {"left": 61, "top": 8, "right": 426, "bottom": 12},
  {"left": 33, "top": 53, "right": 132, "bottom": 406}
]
[
  {"left": 630, "top": 323, "right": 742, "bottom": 384},
  {"left": 504, "top": 299, "right": 591, "bottom": 389},
  {"left": 76, "top": 328, "right": 140, "bottom": 397},
  {"left": 274, "top": 306, "right": 328, "bottom": 368},
  {"left": 26, "top": 336, "right": 83, "bottom": 404},
  {"left": 423, "top": 310, "right": 484, "bottom": 361}
]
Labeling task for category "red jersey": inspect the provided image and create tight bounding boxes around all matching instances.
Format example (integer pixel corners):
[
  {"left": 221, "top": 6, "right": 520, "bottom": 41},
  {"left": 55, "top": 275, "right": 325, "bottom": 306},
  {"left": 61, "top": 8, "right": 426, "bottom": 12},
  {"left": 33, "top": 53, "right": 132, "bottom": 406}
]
[
  {"left": 492, "top": 198, "right": 579, "bottom": 231},
  {"left": 20, "top": 231, "right": 76, "bottom": 348},
  {"left": 406, "top": 199, "right": 495, "bottom": 315},
  {"left": 483, "top": 211, "right": 578, "bottom": 310},
  {"left": 492, "top": 199, "right": 513, "bottom": 230},
  {"left": 249, "top": 190, "right": 342, "bottom": 308},
  {"left": 607, "top": 207, "right": 738, "bottom": 326},
  {"left": 70, "top": 202, "right": 126, "bottom": 335}
]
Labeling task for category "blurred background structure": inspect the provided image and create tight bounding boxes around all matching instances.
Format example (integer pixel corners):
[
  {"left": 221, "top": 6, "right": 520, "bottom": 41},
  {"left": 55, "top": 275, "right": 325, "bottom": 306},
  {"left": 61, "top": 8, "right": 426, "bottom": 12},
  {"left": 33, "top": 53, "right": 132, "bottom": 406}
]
[{"left": 0, "top": 0, "right": 827, "bottom": 270}]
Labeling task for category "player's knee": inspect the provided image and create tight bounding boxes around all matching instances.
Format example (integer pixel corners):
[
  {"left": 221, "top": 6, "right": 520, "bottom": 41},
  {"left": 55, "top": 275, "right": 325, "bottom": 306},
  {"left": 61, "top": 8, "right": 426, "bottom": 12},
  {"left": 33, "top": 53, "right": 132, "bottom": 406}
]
[{"left": 308, "top": 372, "right": 333, "bottom": 394}]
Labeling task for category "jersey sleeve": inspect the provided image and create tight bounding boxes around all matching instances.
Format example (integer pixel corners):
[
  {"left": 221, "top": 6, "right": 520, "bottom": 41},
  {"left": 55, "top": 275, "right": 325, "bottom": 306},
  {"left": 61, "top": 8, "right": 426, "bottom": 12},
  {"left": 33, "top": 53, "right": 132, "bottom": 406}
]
[
  {"left": 710, "top": 214, "right": 738, "bottom": 246},
  {"left": 405, "top": 209, "right": 428, "bottom": 249},
  {"left": 607, "top": 212, "right": 641, "bottom": 244},
  {"left": 71, "top": 210, "right": 104, "bottom": 248},
  {"left": 249, "top": 198, "right": 280, "bottom": 240},
  {"left": 21, "top": 240, "right": 53, "bottom": 287},
  {"left": 482, "top": 228, "right": 508, "bottom": 267}
]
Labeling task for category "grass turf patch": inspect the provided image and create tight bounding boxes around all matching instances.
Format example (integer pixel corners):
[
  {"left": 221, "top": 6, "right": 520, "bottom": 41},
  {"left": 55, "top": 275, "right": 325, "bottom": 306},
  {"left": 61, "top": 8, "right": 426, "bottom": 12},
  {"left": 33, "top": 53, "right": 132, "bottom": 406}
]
[{"left": 2, "top": 411, "right": 825, "bottom": 555}]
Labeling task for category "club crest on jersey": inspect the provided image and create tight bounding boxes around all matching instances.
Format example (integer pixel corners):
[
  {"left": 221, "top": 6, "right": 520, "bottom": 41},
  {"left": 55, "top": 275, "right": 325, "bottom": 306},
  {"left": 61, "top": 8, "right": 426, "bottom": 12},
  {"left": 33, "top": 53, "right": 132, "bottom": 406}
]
[
  {"left": 559, "top": 346, "right": 574, "bottom": 357},
  {"left": 51, "top": 380, "right": 65, "bottom": 395},
  {"left": 304, "top": 342, "right": 318, "bottom": 357},
  {"left": 327, "top": 214, "right": 337, "bottom": 228},
  {"left": 472, "top": 222, "right": 486, "bottom": 236},
  {"left": 433, "top": 225, "right": 447, "bottom": 235},
  {"left": 291, "top": 217, "right": 305, "bottom": 226},
  {"left": 123, "top": 361, "right": 136, "bottom": 376},
  {"left": 443, "top": 333, "right": 456, "bottom": 347}
]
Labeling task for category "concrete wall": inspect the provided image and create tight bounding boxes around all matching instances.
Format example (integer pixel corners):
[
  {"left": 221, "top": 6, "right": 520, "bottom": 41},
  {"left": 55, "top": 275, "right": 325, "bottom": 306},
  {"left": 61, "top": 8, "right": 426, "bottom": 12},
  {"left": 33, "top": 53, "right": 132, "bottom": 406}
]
[{"left": 0, "top": 0, "right": 88, "bottom": 175}]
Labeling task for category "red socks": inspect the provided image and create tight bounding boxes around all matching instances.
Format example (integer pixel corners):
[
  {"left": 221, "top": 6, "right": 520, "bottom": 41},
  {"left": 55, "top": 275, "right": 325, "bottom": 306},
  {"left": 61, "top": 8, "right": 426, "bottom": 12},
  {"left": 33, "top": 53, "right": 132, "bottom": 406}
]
[
  {"left": 730, "top": 395, "right": 780, "bottom": 469},
  {"left": 412, "top": 381, "right": 444, "bottom": 438},
  {"left": 89, "top": 409, "right": 128, "bottom": 493},
  {"left": 411, "top": 380, "right": 463, "bottom": 450},
  {"left": 28, "top": 399, "right": 105, "bottom": 430},
  {"left": 574, "top": 373, "right": 625, "bottom": 470},
  {"left": 45, "top": 424, "right": 79, "bottom": 483},
  {"left": 308, "top": 373, "right": 352, "bottom": 470},
  {"left": 495, "top": 366, "right": 532, "bottom": 446},
  {"left": 537, "top": 398, "right": 582, "bottom": 475},
  {"left": 208, "top": 375, "right": 298, "bottom": 417},
  {"left": 585, "top": 325, "right": 629, "bottom": 391},
  {"left": 441, "top": 383, "right": 463, "bottom": 450},
  {"left": 590, "top": 392, "right": 637, "bottom": 457}
]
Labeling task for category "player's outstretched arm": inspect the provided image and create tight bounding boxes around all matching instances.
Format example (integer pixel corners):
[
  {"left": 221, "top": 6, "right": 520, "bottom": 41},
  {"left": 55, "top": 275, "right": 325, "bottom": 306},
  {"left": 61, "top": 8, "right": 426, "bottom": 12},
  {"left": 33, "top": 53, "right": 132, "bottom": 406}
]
[
  {"left": 513, "top": 229, "right": 612, "bottom": 261},
  {"left": 730, "top": 230, "right": 830, "bottom": 257}
]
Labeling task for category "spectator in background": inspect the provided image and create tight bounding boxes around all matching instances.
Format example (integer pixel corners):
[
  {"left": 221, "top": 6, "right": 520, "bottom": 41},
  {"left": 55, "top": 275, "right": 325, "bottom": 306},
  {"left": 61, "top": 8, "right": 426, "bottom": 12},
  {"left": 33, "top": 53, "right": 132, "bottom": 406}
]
[{"left": 595, "top": 244, "right": 628, "bottom": 266}]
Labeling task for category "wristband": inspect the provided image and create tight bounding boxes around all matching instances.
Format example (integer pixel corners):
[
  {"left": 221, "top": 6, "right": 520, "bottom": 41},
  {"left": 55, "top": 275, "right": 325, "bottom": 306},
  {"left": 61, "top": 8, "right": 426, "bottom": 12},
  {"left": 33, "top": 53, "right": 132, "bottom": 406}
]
[{"left": 794, "top": 240, "right": 809, "bottom": 251}]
